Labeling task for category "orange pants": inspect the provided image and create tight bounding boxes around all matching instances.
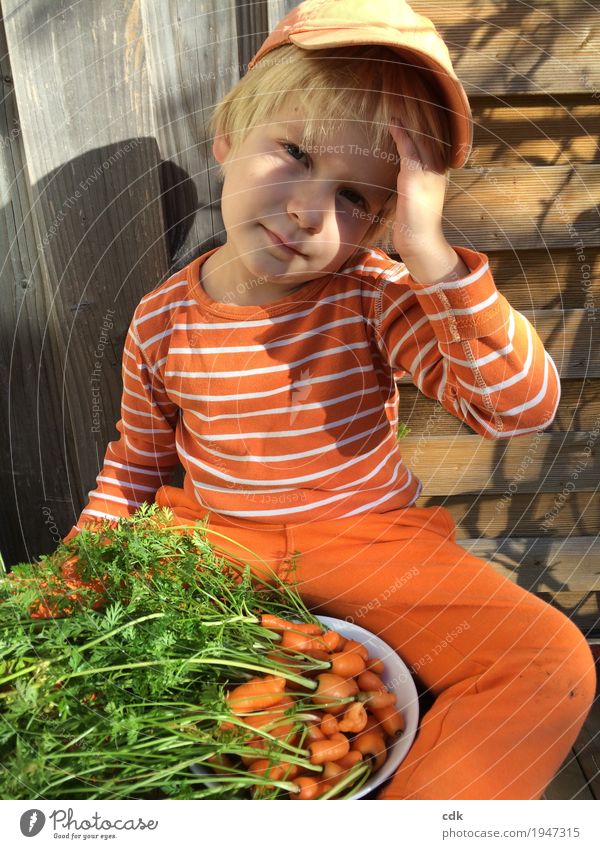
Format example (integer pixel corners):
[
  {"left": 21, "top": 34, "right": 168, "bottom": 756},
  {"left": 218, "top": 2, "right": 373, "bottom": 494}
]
[{"left": 155, "top": 485, "right": 596, "bottom": 800}]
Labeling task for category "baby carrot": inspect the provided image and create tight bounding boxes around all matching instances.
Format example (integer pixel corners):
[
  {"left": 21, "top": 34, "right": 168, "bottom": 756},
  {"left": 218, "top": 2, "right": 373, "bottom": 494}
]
[
  {"left": 248, "top": 758, "right": 285, "bottom": 781},
  {"left": 308, "top": 732, "right": 350, "bottom": 765},
  {"left": 305, "top": 720, "right": 326, "bottom": 741},
  {"left": 280, "top": 630, "right": 328, "bottom": 653},
  {"left": 335, "top": 750, "right": 363, "bottom": 769},
  {"left": 315, "top": 782, "right": 334, "bottom": 798},
  {"left": 260, "top": 613, "right": 291, "bottom": 630},
  {"left": 249, "top": 759, "right": 299, "bottom": 796},
  {"left": 358, "top": 689, "right": 397, "bottom": 710},
  {"left": 289, "top": 775, "right": 321, "bottom": 799},
  {"left": 370, "top": 703, "right": 405, "bottom": 737},
  {"left": 321, "top": 629, "right": 344, "bottom": 652},
  {"left": 343, "top": 639, "right": 369, "bottom": 661},
  {"left": 364, "top": 656, "right": 386, "bottom": 675},
  {"left": 357, "top": 670, "right": 386, "bottom": 692},
  {"left": 330, "top": 649, "right": 366, "bottom": 678},
  {"left": 320, "top": 713, "right": 339, "bottom": 737},
  {"left": 351, "top": 729, "right": 387, "bottom": 772},
  {"left": 322, "top": 761, "right": 345, "bottom": 784},
  {"left": 261, "top": 613, "right": 322, "bottom": 636},
  {"left": 312, "top": 673, "right": 358, "bottom": 714},
  {"left": 248, "top": 758, "right": 299, "bottom": 783},
  {"left": 226, "top": 674, "right": 286, "bottom": 714},
  {"left": 337, "top": 701, "right": 368, "bottom": 734}
]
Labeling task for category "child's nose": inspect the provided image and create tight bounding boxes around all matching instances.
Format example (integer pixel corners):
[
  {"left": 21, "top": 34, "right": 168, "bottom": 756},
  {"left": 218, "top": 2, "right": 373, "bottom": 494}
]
[{"left": 286, "top": 181, "right": 328, "bottom": 232}]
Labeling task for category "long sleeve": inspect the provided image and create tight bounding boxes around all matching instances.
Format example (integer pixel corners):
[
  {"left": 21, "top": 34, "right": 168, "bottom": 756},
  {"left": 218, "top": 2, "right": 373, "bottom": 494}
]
[
  {"left": 374, "top": 245, "right": 560, "bottom": 438},
  {"left": 66, "top": 318, "right": 180, "bottom": 538}
]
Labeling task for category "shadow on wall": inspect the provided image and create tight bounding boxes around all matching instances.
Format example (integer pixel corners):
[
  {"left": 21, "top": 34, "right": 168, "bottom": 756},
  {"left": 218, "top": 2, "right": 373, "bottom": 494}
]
[{"left": 0, "top": 139, "right": 209, "bottom": 566}]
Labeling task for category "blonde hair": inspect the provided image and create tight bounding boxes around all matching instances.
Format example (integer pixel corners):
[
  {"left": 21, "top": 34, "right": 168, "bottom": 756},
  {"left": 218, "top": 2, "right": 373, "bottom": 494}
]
[{"left": 209, "top": 44, "right": 451, "bottom": 249}]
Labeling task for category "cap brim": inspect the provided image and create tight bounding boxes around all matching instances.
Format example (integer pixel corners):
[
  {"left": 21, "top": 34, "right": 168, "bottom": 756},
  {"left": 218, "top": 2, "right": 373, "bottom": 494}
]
[{"left": 277, "top": 29, "right": 472, "bottom": 168}]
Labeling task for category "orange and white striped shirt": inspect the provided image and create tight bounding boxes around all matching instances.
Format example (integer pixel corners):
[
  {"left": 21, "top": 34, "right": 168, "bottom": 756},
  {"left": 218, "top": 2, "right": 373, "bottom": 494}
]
[{"left": 74, "top": 243, "right": 560, "bottom": 528}]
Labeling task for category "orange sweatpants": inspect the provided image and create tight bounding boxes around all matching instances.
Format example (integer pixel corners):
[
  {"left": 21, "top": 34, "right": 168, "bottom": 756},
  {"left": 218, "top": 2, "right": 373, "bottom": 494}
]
[{"left": 155, "top": 485, "right": 596, "bottom": 800}]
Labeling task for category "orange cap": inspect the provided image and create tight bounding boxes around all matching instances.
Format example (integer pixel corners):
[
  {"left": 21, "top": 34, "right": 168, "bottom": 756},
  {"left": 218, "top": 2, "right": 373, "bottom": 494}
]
[{"left": 248, "top": 0, "right": 472, "bottom": 169}]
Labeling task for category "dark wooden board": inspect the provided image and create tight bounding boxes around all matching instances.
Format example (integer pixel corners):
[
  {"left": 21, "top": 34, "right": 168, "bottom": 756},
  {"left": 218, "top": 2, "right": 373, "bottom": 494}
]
[
  {"left": 416, "top": 492, "right": 600, "bottom": 540},
  {"left": 402, "top": 433, "right": 599, "bottom": 495}
]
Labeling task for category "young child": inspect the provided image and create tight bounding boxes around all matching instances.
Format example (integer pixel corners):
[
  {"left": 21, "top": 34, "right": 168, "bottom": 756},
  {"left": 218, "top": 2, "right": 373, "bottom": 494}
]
[{"left": 66, "top": 0, "right": 595, "bottom": 799}]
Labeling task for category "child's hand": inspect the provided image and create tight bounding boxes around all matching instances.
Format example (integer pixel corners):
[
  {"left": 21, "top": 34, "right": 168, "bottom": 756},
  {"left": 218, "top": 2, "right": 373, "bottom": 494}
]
[
  {"left": 388, "top": 120, "right": 449, "bottom": 255},
  {"left": 388, "top": 120, "right": 468, "bottom": 284}
]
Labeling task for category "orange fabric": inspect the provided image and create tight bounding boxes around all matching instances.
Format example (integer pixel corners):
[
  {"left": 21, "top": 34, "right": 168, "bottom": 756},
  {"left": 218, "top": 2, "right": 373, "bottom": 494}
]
[
  {"left": 70, "top": 244, "right": 559, "bottom": 536},
  {"left": 247, "top": 0, "right": 473, "bottom": 168},
  {"left": 155, "top": 484, "right": 596, "bottom": 800}
]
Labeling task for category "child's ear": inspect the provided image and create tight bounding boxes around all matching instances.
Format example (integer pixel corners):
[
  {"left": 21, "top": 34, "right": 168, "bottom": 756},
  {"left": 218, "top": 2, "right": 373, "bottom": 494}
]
[{"left": 212, "top": 134, "right": 231, "bottom": 165}]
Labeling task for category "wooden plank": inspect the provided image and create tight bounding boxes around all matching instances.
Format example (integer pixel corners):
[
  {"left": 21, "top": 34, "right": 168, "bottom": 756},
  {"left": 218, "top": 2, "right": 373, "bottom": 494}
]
[
  {"left": 401, "top": 433, "right": 599, "bottom": 496},
  {"left": 142, "top": 0, "right": 237, "bottom": 265},
  {"left": 482, "top": 249, "right": 600, "bottom": 312},
  {"left": 393, "top": 247, "right": 600, "bottom": 315},
  {"left": 543, "top": 750, "right": 595, "bottom": 799},
  {"left": 571, "top": 685, "right": 600, "bottom": 797},
  {"left": 442, "top": 165, "right": 600, "bottom": 251},
  {"left": 400, "top": 380, "right": 600, "bottom": 436},
  {"left": 469, "top": 95, "right": 600, "bottom": 168},
  {"left": 1, "top": 0, "right": 168, "bottom": 563},
  {"left": 536, "top": 591, "right": 599, "bottom": 638},
  {"left": 417, "top": 492, "right": 600, "bottom": 540},
  {"left": 461, "top": 536, "right": 600, "bottom": 592},
  {"left": 410, "top": 1, "right": 600, "bottom": 96},
  {"left": 0, "top": 17, "right": 76, "bottom": 566},
  {"left": 502, "top": 310, "right": 594, "bottom": 378},
  {"left": 238, "top": 0, "right": 269, "bottom": 71},
  {"left": 271, "top": 1, "right": 600, "bottom": 96}
]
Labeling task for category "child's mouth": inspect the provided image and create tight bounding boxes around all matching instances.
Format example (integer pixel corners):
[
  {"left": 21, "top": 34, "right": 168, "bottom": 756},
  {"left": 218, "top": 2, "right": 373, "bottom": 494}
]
[{"left": 261, "top": 225, "right": 304, "bottom": 256}]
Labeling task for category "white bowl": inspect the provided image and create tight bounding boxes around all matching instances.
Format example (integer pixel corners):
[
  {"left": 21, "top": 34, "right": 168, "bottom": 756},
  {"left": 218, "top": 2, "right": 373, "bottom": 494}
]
[
  {"left": 190, "top": 615, "right": 419, "bottom": 799},
  {"left": 316, "top": 615, "right": 419, "bottom": 800}
]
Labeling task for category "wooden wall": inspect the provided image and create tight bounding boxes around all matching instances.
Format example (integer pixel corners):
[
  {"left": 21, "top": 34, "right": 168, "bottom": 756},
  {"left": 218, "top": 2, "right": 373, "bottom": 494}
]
[
  {"left": 405, "top": 1, "right": 600, "bottom": 634},
  {"left": 0, "top": 1, "right": 598, "bottom": 632}
]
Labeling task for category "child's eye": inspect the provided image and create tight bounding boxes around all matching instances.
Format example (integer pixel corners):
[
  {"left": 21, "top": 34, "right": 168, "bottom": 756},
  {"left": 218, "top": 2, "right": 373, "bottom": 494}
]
[
  {"left": 340, "top": 188, "right": 367, "bottom": 208},
  {"left": 283, "top": 142, "right": 308, "bottom": 162}
]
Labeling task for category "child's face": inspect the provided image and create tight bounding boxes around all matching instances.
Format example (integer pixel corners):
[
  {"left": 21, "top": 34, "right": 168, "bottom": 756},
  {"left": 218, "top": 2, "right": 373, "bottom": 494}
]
[{"left": 211, "top": 105, "right": 398, "bottom": 303}]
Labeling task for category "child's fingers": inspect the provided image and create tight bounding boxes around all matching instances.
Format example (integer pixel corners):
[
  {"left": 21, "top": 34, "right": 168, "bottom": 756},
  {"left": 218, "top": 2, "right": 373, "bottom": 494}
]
[{"left": 389, "top": 121, "right": 429, "bottom": 173}]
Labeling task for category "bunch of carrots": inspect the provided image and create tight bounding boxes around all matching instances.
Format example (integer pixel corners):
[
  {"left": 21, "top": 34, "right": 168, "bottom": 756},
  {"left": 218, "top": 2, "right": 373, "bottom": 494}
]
[
  {"left": 0, "top": 505, "right": 406, "bottom": 800},
  {"left": 215, "top": 613, "right": 404, "bottom": 799}
]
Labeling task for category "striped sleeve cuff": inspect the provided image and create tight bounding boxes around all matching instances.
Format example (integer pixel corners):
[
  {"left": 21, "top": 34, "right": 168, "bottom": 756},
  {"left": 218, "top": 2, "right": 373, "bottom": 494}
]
[{"left": 407, "top": 246, "right": 508, "bottom": 344}]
